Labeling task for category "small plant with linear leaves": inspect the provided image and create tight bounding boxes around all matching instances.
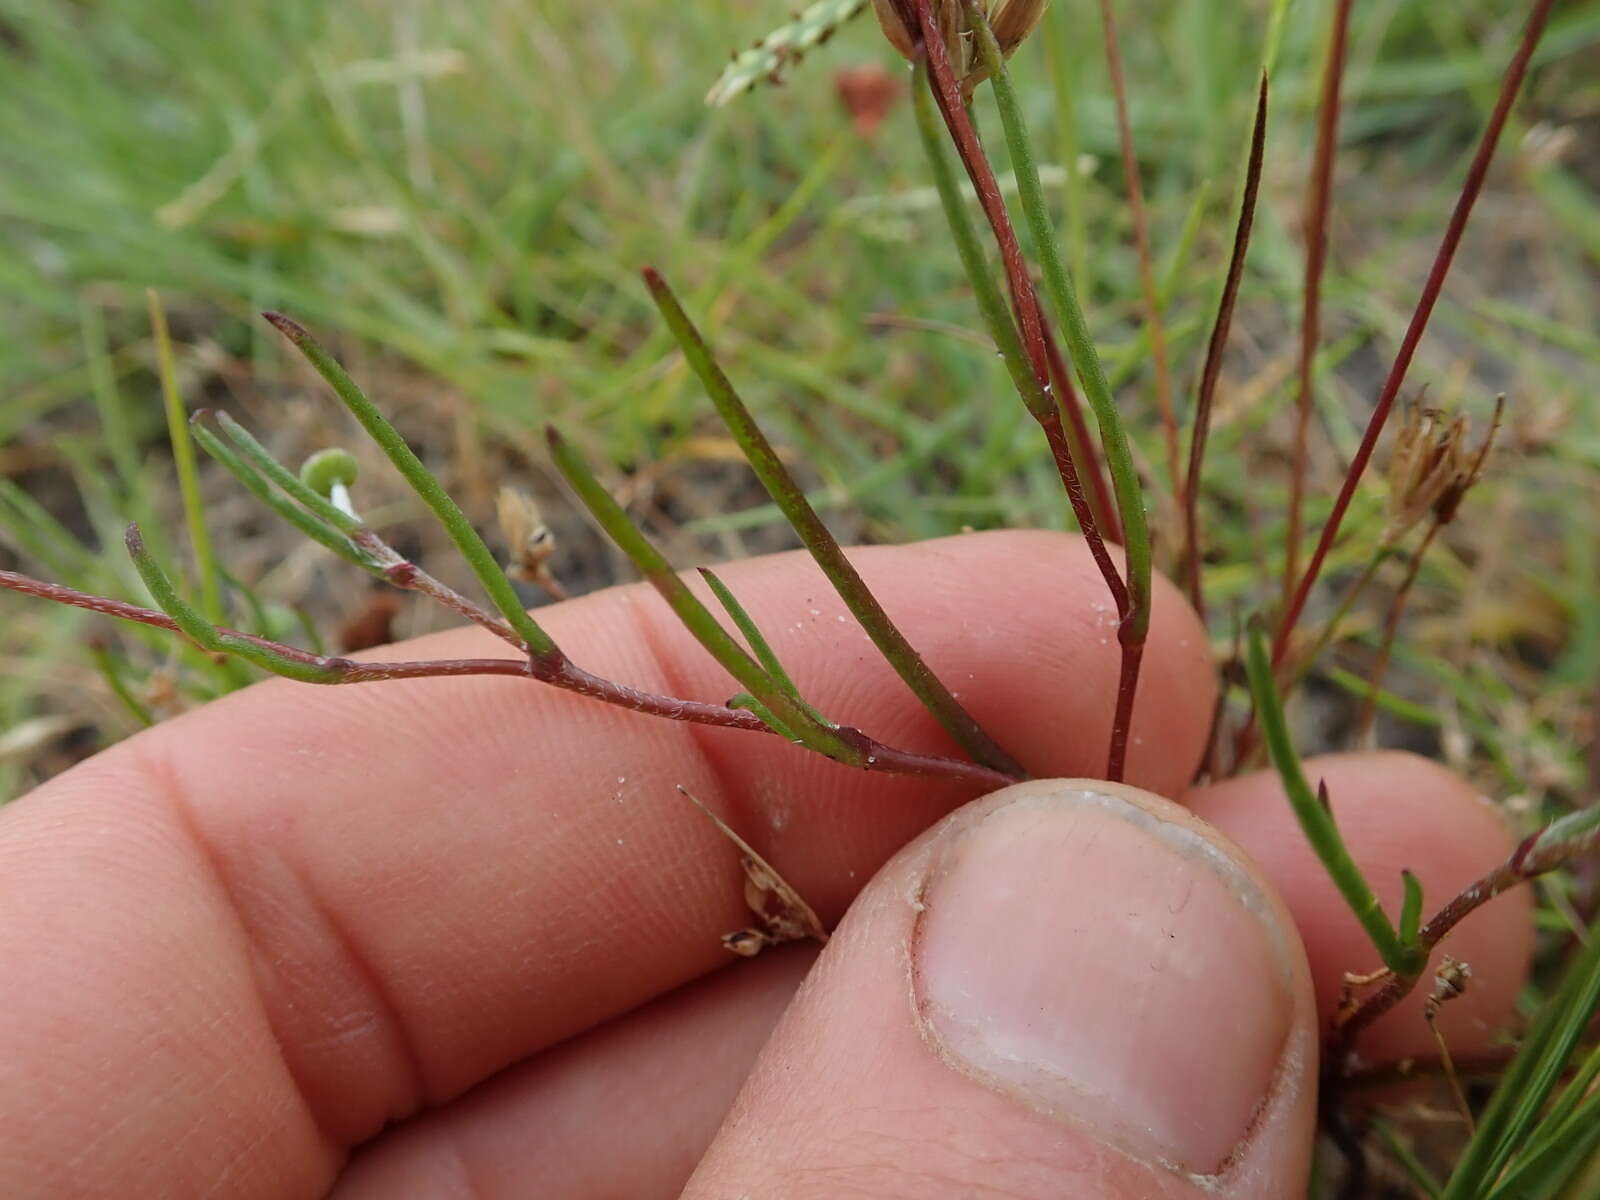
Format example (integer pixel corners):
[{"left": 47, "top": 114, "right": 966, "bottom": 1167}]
[{"left": 1, "top": 1, "right": 1594, "bottom": 1193}]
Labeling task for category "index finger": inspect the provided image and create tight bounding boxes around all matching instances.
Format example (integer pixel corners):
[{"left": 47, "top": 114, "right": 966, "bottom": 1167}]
[{"left": 0, "top": 530, "right": 1214, "bottom": 1197}]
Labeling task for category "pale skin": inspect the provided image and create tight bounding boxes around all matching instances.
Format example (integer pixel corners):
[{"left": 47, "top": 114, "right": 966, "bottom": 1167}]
[{"left": 0, "top": 532, "right": 1531, "bottom": 1197}]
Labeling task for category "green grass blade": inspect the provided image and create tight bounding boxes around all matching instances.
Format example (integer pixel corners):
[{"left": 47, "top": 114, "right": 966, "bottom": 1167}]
[
  {"left": 646, "top": 267, "right": 1021, "bottom": 777},
  {"left": 1442, "top": 911, "right": 1600, "bottom": 1196},
  {"left": 704, "top": 0, "right": 867, "bottom": 106},
  {"left": 147, "top": 291, "right": 225, "bottom": 624},
  {"left": 263, "top": 312, "right": 556, "bottom": 658},
  {"left": 88, "top": 642, "right": 155, "bottom": 728}
]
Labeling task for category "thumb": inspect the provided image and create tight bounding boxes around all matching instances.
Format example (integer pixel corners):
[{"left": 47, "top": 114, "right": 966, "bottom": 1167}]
[{"left": 687, "top": 780, "right": 1319, "bottom": 1199}]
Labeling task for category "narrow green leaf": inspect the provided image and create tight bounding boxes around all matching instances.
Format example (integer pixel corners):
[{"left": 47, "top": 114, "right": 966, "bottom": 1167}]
[
  {"left": 125, "top": 523, "right": 341, "bottom": 684},
  {"left": 88, "top": 642, "right": 155, "bottom": 728},
  {"left": 147, "top": 290, "right": 224, "bottom": 624},
  {"left": 263, "top": 312, "right": 556, "bottom": 658},
  {"left": 1489, "top": 1040, "right": 1600, "bottom": 1198},
  {"left": 1442, "top": 911, "right": 1600, "bottom": 1196},
  {"left": 213, "top": 412, "right": 365, "bottom": 537},
  {"left": 1399, "top": 869, "right": 1424, "bottom": 948},
  {"left": 697, "top": 567, "right": 821, "bottom": 719},
  {"left": 546, "top": 426, "right": 862, "bottom": 766},
  {"left": 727, "top": 692, "right": 805, "bottom": 742},
  {"left": 125, "top": 523, "right": 223, "bottom": 653},
  {"left": 191, "top": 417, "right": 375, "bottom": 568},
  {"left": 1245, "top": 622, "right": 1416, "bottom": 973},
  {"left": 647, "top": 268, "right": 1018, "bottom": 776}
]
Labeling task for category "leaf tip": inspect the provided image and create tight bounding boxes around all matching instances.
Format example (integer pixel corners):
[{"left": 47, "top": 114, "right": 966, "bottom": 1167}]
[{"left": 261, "top": 311, "right": 308, "bottom": 341}]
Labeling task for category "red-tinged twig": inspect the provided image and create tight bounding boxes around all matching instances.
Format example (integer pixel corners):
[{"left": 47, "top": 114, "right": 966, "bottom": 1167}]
[
  {"left": 0, "top": 568, "right": 537, "bottom": 685},
  {"left": 1333, "top": 803, "right": 1600, "bottom": 1063},
  {"left": 1044, "top": 307, "right": 1121, "bottom": 545},
  {"left": 0, "top": 567, "right": 1017, "bottom": 790},
  {"left": 1271, "top": 0, "right": 1555, "bottom": 668},
  {"left": 1284, "top": 0, "right": 1353, "bottom": 611},
  {"left": 917, "top": 2, "right": 1049, "bottom": 385},
  {"left": 1355, "top": 520, "right": 1441, "bottom": 740},
  {"left": 1182, "top": 74, "right": 1269, "bottom": 622},
  {"left": 912, "top": 0, "right": 1143, "bottom": 779},
  {"left": 1098, "top": 0, "right": 1180, "bottom": 502}
]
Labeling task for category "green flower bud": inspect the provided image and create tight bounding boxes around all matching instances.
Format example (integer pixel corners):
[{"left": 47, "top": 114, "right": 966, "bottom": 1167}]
[{"left": 299, "top": 448, "right": 360, "bottom": 498}]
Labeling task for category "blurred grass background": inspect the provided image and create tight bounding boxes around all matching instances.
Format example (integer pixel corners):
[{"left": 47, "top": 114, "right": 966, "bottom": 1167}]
[{"left": 0, "top": 0, "right": 1596, "bottom": 804}]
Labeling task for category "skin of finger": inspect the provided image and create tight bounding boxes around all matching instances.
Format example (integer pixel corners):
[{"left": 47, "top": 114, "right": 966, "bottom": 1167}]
[
  {"left": 1184, "top": 752, "right": 1533, "bottom": 1065},
  {"left": 334, "top": 946, "right": 815, "bottom": 1199},
  {"left": 0, "top": 531, "right": 1213, "bottom": 1196},
  {"left": 327, "top": 754, "right": 1532, "bottom": 1195},
  {"left": 687, "top": 783, "right": 1320, "bottom": 1200}
]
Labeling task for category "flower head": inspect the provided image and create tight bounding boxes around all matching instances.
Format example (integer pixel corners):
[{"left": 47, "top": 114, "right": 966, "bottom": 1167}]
[
  {"left": 871, "top": 0, "right": 1049, "bottom": 94},
  {"left": 1384, "top": 394, "right": 1504, "bottom": 542}
]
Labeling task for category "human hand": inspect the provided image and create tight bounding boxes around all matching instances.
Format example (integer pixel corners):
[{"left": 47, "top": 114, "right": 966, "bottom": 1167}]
[{"left": 0, "top": 532, "right": 1530, "bottom": 1197}]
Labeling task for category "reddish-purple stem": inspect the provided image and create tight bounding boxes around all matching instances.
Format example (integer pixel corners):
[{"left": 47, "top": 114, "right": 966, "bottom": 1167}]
[
  {"left": 1098, "top": 0, "right": 1180, "bottom": 502},
  {"left": 1334, "top": 806, "right": 1599, "bottom": 1060},
  {"left": 911, "top": 0, "right": 1131, "bottom": 623},
  {"left": 1183, "top": 75, "right": 1269, "bottom": 623},
  {"left": 1355, "top": 520, "right": 1440, "bottom": 739},
  {"left": 0, "top": 568, "right": 1015, "bottom": 789},
  {"left": 1272, "top": 0, "right": 1555, "bottom": 667},
  {"left": 1043, "top": 324, "right": 1122, "bottom": 545},
  {"left": 1284, "top": 0, "right": 1353, "bottom": 611}
]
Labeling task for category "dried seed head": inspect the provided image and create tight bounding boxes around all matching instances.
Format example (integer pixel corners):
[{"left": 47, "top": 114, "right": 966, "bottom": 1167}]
[
  {"left": 1383, "top": 394, "right": 1504, "bottom": 543},
  {"left": 496, "top": 486, "right": 566, "bottom": 599},
  {"left": 871, "top": 0, "right": 1050, "bottom": 93},
  {"left": 989, "top": 0, "right": 1049, "bottom": 57},
  {"left": 870, "top": 0, "right": 921, "bottom": 61}
]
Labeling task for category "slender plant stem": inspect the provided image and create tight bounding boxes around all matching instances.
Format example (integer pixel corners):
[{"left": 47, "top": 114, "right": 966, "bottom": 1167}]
[
  {"left": 263, "top": 312, "right": 560, "bottom": 662},
  {"left": 643, "top": 267, "right": 1025, "bottom": 777},
  {"left": 1097, "top": 0, "right": 1179, "bottom": 501},
  {"left": 959, "top": 0, "right": 1152, "bottom": 780},
  {"left": 910, "top": 61, "right": 1127, "bottom": 619},
  {"left": 0, "top": 563, "right": 1013, "bottom": 788},
  {"left": 1182, "top": 75, "right": 1269, "bottom": 623},
  {"left": 1356, "top": 520, "right": 1441, "bottom": 740},
  {"left": 1285, "top": 543, "right": 1394, "bottom": 692},
  {"left": 147, "top": 290, "right": 223, "bottom": 624},
  {"left": 1337, "top": 805, "right": 1600, "bottom": 1056},
  {"left": 1271, "top": 0, "right": 1555, "bottom": 668},
  {"left": 545, "top": 425, "right": 866, "bottom": 764},
  {"left": 1043, "top": 324, "right": 1120, "bottom": 544},
  {"left": 1284, "top": 0, "right": 1353, "bottom": 612}
]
